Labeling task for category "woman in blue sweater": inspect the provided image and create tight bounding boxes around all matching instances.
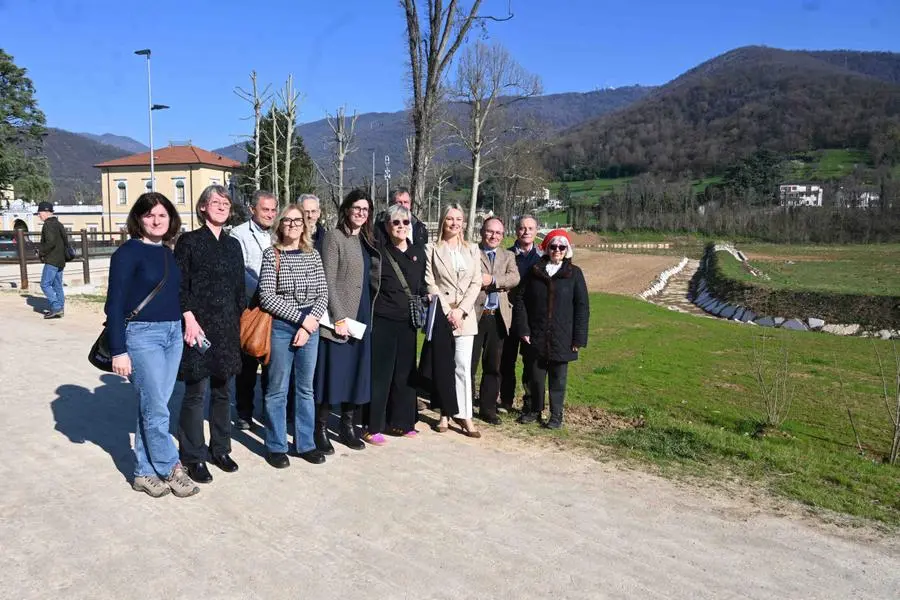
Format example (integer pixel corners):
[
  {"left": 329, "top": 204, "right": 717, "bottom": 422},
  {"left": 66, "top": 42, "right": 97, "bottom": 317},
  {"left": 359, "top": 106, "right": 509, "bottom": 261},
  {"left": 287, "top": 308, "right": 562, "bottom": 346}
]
[{"left": 106, "top": 193, "right": 199, "bottom": 499}]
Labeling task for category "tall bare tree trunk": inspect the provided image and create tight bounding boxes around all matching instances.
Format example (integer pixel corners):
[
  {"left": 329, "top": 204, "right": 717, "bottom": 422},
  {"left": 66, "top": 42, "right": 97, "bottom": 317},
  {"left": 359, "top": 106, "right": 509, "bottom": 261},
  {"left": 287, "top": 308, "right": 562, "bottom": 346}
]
[
  {"left": 327, "top": 106, "right": 359, "bottom": 203},
  {"left": 271, "top": 103, "right": 279, "bottom": 205},
  {"left": 280, "top": 74, "right": 301, "bottom": 203},
  {"left": 234, "top": 71, "right": 271, "bottom": 192}
]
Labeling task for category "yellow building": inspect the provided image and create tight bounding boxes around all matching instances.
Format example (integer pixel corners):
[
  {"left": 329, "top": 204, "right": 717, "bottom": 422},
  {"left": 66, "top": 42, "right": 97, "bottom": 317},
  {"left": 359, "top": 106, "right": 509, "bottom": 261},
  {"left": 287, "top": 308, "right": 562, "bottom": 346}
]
[{"left": 95, "top": 144, "right": 241, "bottom": 231}]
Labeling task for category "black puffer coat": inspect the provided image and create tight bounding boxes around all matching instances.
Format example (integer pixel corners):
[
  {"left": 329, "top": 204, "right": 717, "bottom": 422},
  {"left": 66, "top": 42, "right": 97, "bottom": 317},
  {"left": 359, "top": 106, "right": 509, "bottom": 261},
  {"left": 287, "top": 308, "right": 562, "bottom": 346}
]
[{"left": 514, "top": 257, "right": 589, "bottom": 363}]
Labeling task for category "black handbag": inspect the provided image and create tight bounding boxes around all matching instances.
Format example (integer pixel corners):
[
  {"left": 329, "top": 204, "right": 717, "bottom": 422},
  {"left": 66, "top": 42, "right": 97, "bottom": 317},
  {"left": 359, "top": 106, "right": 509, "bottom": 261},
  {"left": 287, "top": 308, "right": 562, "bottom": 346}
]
[
  {"left": 89, "top": 255, "right": 169, "bottom": 372},
  {"left": 383, "top": 247, "right": 429, "bottom": 330}
]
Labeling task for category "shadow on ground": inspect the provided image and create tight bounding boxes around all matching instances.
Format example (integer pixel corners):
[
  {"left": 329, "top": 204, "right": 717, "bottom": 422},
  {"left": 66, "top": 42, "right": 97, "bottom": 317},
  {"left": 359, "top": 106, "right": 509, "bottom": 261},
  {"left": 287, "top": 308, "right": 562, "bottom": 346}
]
[{"left": 23, "top": 294, "right": 48, "bottom": 314}]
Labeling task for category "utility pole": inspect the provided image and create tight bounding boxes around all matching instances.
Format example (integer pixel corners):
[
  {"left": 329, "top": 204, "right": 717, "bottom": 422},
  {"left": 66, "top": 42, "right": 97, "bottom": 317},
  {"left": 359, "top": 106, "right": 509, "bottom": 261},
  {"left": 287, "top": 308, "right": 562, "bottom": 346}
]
[{"left": 383, "top": 155, "right": 391, "bottom": 209}]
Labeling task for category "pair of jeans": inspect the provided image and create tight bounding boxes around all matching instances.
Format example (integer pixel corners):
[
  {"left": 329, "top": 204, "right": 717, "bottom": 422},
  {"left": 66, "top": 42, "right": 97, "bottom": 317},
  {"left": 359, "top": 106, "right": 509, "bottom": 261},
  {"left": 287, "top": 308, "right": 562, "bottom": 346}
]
[
  {"left": 179, "top": 376, "right": 233, "bottom": 463},
  {"left": 126, "top": 321, "right": 183, "bottom": 478},
  {"left": 264, "top": 319, "right": 319, "bottom": 454},
  {"left": 40, "top": 264, "right": 64, "bottom": 313},
  {"left": 236, "top": 352, "right": 269, "bottom": 422},
  {"left": 527, "top": 356, "right": 569, "bottom": 419},
  {"left": 471, "top": 313, "right": 506, "bottom": 419}
]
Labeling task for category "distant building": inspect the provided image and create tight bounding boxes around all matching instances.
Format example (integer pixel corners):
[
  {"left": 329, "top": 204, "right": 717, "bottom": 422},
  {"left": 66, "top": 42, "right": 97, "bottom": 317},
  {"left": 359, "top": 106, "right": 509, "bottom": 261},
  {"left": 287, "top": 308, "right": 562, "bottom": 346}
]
[
  {"left": 1, "top": 200, "right": 104, "bottom": 232},
  {"left": 779, "top": 183, "right": 824, "bottom": 207},
  {"left": 95, "top": 144, "right": 241, "bottom": 231},
  {"left": 1, "top": 184, "right": 14, "bottom": 207}
]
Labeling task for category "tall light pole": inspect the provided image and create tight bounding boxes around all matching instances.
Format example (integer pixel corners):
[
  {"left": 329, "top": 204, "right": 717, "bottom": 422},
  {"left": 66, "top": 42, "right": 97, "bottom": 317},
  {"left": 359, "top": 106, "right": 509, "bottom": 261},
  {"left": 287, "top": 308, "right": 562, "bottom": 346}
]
[
  {"left": 383, "top": 155, "right": 391, "bottom": 210},
  {"left": 134, "top": 49, "right": 168, "bottom": 191}
]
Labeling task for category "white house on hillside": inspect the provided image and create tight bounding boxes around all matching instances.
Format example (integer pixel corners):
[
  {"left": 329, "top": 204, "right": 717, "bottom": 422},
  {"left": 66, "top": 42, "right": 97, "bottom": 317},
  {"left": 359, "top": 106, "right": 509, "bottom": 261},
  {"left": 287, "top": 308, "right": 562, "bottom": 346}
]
[{"left": 779, "top": 183, "right": 824, "bottom": 207}]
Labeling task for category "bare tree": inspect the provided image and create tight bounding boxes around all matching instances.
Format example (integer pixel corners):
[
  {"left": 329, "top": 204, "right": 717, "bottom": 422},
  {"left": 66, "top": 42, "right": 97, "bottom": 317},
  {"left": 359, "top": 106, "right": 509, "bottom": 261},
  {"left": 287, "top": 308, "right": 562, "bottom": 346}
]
[
  {"left": 401, "top": 0, "right": 484, "bottom": 208},
  {"left": 326, "top": 106, "right": 359, "bottom": 202},
  {"left": 234, "top": 71, "right": 271, "bottom": 192},
  {"left": 447, "top": 41, "right": 542, "bottom": 240},
  {"left": 270, "top": 101, "right": 279, "bottom": 202},
  {"left": 278, "top": 74, "right": 301, "bottom": 204},
  {"left": 873, "top": 340, "right": 900, "bottom": 464},
  {"left": 751, "top": 334, "right": 795, "bottom": 428}
]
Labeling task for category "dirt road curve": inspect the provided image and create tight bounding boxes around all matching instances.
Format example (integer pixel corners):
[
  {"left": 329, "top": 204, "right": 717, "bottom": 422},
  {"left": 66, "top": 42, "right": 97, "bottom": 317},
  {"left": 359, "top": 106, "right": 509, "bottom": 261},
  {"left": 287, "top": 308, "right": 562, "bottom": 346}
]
[
  {"left": 577, "top": 250, "right": 681, "bottom": 295},
  {"left": 0, "top": 293, "right": 897, "bottom": 600}
]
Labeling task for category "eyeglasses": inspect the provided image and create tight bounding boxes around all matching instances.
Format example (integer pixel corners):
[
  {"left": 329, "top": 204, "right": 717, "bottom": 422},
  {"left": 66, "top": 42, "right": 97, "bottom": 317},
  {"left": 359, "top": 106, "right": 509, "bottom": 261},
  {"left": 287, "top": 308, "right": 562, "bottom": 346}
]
[
  {"left": 208, "top": 200, "right": 231, "bottom": 209},
  {"left": 280, "top": 218, "right": 304, "bottom": 228},
  {"left": 350, "top": 206, "right": 370, "bottom": 214},
  {"left": 484, "top": 230, "right": 503, "bottom": 237},
  {"left": 391, "top": 219, "right": 411, "bottom": 226},
  {"left": 548, "top": 244, "right": 568, "bottom": 252}
]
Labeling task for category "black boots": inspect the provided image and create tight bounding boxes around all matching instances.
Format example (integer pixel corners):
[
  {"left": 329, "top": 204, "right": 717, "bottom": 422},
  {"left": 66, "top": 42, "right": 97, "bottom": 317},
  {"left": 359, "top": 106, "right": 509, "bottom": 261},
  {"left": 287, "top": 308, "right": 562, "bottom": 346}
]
[
  {"left": 339, "top": 408, "right": 365, "bottom": 451},
  {"left": 314, "top": 424, "right": 335, "bottom": 455}
]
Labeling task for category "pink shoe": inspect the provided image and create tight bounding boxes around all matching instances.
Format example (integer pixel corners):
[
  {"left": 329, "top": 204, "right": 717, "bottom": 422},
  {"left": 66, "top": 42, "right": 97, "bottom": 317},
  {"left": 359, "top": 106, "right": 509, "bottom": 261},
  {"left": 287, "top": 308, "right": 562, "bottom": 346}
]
[
  {"left": 363, "top": 432, "right": 387, "bottom": 446},
  {"left": 403, "top": 430, "right": 418, "bottom": 438}
]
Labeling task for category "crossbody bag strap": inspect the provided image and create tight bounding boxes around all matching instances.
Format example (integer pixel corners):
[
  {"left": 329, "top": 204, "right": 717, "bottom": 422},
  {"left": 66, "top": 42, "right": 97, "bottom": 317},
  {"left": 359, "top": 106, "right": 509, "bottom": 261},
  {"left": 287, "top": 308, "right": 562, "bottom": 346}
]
[
  {"left": 383, "top": 247, "right": 413, "bottom": 300},
  {"left": 126, "top": 249, "right": 169, "bottom": 322}
]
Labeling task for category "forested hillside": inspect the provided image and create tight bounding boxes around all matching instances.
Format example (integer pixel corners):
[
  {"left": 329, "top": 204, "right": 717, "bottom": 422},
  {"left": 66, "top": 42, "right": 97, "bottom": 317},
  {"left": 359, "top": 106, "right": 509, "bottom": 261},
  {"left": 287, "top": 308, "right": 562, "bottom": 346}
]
[{"left": 544, "top": 47, "right": 900, "bottom": 180}]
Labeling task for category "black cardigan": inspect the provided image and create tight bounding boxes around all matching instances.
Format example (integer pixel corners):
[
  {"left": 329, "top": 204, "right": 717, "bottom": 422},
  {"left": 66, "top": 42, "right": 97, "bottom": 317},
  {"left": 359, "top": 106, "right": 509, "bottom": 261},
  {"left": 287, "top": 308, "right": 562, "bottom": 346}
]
[
  {"left": 375, "top": 241, "right": 426, "bottom": 322},
  {"left": 514, "top": 257, "right": 589, "bottom": 363}
]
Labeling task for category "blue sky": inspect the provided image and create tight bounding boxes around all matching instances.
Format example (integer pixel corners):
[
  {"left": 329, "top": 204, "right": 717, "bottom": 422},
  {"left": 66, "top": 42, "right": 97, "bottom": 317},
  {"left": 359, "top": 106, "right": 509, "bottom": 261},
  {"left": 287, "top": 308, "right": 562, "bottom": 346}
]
[{"left": 2, "top": 0, "right": 898, "bottom": 150}]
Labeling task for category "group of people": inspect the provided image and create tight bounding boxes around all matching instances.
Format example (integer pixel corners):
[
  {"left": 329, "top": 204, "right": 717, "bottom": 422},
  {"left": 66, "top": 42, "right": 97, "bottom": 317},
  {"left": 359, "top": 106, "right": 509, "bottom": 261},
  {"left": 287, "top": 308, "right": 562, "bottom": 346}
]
[{"left": 101, "top": 183, "right": 590, "bottom": 498}]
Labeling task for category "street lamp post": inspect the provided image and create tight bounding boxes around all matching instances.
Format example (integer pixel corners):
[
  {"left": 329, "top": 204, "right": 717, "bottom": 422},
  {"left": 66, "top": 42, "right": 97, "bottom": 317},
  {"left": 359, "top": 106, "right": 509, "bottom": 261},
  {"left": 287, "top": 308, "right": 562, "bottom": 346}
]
[
  {"left": 134, "top": 49, "right": 169, "bottom": 191},
  {"left": 383, "top": 155, "right": 391, "bottom": 210}
]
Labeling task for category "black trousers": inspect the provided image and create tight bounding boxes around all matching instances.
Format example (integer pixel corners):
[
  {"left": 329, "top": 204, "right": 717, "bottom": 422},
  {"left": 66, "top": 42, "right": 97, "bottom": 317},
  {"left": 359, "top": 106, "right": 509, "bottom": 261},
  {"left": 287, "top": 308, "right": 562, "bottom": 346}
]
[
  {"left": 471, "top": 313, "right": 506, "bottom": 419},
  {"left": 235, "top": 352, "right": 268, "bottom": 421},
  {"left": 526, "top": 356, "right": 569, "bottom": 419},
  {"left": 368, "top": 316, "right": 418, "bottom": 433},
  {"left": 500, "top": 333, "right": 533, "bottom": 407},
  {"left": 179, "top": 375, "right": 232, "bottom": 462}
]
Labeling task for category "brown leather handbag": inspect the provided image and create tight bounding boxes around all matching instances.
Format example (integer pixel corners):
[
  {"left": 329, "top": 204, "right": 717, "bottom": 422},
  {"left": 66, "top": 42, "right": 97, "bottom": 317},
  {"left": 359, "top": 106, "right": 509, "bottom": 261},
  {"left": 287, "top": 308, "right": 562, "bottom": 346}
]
[{"left": 239, "top": 249, "right": 280, "bottom": 365}]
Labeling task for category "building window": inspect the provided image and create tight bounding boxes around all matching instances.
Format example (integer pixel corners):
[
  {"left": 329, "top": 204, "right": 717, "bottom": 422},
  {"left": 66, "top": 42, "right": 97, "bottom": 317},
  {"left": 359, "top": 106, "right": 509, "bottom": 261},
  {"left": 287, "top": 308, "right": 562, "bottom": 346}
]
[
  {"left": 143, "top": 178, "right": 153, "bottom": 191},
  {"left": 210, "top": 177, "right": 221, "bottom": 186},
  {"left": 174, "top": 179, "right": 186, "bottom": 204},
  {"left": 116, "top": 180, "right": 127, "bottom": 205},
  {"left": 87, "top": 224, "right": 98, "bottom": 232},
  {"left": 116, "top": 222, "right": 127, "bottom": 231}
]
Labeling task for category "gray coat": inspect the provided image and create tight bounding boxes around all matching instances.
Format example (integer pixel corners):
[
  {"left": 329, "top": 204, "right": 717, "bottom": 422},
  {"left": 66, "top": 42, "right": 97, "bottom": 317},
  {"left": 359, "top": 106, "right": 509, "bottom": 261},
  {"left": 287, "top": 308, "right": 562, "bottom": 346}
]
[{"left": 319, "top": 228, "right": 381, "bottom": 343}]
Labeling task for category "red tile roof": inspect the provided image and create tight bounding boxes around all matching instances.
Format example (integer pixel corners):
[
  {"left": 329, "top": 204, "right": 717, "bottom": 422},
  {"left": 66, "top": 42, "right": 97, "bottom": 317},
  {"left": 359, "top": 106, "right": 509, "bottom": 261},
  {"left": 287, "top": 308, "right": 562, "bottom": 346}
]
[{"left": 94, "top": 145, "right": 241, "bottom": 169}]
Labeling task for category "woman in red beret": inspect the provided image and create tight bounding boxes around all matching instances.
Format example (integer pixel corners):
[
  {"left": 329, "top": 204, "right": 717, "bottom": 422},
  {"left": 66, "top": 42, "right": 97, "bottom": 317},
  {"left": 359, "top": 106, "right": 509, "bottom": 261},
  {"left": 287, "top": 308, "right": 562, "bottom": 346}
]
[{"left": 513, "top": 229, "right": 590, "bottom": 429}]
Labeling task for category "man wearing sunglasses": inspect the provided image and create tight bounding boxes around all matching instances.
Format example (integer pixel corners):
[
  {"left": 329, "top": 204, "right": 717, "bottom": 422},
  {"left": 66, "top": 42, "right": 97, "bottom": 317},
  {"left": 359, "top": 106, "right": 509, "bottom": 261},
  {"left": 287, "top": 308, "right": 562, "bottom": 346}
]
[
  {"left": 374, "top": 187, "right": 429, "bottom": 249},
  {"left": 471, "top": 217, "right": 520, "bottom": 424}
]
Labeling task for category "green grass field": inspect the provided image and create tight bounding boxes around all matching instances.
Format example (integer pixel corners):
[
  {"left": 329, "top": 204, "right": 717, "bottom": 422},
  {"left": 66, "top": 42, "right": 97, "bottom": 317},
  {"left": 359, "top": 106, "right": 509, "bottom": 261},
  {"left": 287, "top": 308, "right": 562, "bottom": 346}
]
[
  {"left": 505, "top": 293, "right": 899, "bottom": 525},
  {"left": 786, "top": 149, "right": 872, "bottom": 181},
  {"left": 719, "top": 244, "right": 900, "bottom": 297}
]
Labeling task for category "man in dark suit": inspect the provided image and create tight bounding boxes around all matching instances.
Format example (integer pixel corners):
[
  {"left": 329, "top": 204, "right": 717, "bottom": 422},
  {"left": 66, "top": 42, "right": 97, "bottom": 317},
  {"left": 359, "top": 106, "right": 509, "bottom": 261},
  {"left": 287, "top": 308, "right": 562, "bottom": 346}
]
[
  {"left": 471, "top": 217, "right": 520, "bottom": 424},
  {"left": 499, "top": 215, "right": 543, "bottom": 412},
  {"left": 375, "top": 187, "right": 428, "bottom": 249}
]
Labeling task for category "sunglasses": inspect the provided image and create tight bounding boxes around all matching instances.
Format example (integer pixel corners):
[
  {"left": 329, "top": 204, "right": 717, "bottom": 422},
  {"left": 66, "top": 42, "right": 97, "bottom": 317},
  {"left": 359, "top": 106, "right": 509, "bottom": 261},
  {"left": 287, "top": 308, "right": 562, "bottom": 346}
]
[
  {"left": 280, "top": 218, "right": 303, "bottom": 228},
  {"left": 391, "top": 219, "right": 411, "bottom": 226},
  {"left": 548, "top": 244, "right": 568, "bottom": 252}
]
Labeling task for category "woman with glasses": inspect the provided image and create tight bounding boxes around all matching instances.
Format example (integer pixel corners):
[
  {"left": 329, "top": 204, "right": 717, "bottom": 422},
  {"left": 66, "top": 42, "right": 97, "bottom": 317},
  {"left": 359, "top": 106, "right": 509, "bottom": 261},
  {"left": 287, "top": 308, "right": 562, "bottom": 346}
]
[
  {"left": 513, "top": 229, "right": 589, "bottom": 429},
  {"left": 364, "top": 204, "right": 426, "bottom": 445},
  {"left": 257, "top": 203, "right": 329, "bottom": 467},
  {"left": 175, "top": 185, "right": 246, "bottom": 483},
  {"left": 314, "top": 189, "right": 381, "bottom": 452}
]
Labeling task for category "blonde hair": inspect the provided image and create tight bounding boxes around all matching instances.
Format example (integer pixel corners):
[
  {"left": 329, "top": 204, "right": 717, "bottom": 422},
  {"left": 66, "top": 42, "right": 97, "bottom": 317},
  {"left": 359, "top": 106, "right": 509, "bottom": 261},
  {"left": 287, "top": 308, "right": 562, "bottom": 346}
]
[
  {"left": 273, "top": 203, "right": 312, "bottom": 252},
  {"left": 437, "top": 203, "right": 469, "bottom": 246}
]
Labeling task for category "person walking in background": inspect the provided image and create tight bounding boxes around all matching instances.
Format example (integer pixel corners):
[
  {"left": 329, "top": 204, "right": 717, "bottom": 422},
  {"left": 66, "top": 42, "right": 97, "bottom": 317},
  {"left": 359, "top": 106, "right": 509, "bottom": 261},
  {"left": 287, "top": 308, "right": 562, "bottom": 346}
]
[
  {"left": 314, "top": 189, "right": 381, "bottom": 452},
  {"left": 375, "top": 187, "right": 429, "bottom": 249},
  {"left": 365, "top": 204, "right": 426, "bottom": 445},
  {"left": 299, "top": 193, "right": 325, "bottom": 252},
  {"left": 514, "top": 229, "right": 589, "bottom": 429},
  {"left": 106, "top": 192, "right": 198, "bottom": 498},
  {"left": 36, "top": 201, "right": 67, "bottom": 319},
  {"left": 257, "top": 203, "right": 329, "bottom": 468},
  {"left": 499, "top": 215, "right": 543, "bottom": 412},
  {"left": 230, "top": 190, "right": 278, "bottom": 430},
  {"left": 423, "top": 203, "right": 482, "bottom": 437},
  {"left": 470, "top": 217, "right": 519, "bottom": 425},
  {"left": 175, "top": 185, "right": 246, "bottom": 483}
]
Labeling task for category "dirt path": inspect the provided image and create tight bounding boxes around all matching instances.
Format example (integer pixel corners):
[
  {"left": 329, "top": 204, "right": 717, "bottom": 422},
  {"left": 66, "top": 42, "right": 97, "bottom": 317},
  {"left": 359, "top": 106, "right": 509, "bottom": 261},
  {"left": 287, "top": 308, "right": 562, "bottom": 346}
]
[
  {"left": 0, "top": 293, "right": 897, "bottom": 599},
  {"left": 577, "top": 250, "right": 682, "bottom": 295}
]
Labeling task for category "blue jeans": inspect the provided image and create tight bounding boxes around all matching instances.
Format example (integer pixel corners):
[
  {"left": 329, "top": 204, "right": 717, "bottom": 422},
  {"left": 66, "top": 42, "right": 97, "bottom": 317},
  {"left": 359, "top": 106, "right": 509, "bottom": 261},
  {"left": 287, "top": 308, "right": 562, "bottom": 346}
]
[
  {"left": 127, "top": 321, "right": 184, "bottom": 478},
  {"left": 264, "top": 319, "right": 319, "bottom": 454},
  {"left": 40, "top": 264, "right": 64, "bottom": 313}
]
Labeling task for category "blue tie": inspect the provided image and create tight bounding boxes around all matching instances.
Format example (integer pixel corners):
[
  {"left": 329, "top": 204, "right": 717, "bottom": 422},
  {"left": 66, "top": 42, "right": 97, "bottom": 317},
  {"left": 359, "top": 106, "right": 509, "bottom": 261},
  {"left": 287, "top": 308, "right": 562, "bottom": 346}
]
[{"left": 486, "top": 250, "right": 499, "bottom": 310}]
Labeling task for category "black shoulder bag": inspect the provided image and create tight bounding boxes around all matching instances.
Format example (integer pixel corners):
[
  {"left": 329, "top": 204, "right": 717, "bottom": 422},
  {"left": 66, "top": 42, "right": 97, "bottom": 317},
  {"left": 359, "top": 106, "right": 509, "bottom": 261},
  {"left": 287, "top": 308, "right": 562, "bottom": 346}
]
[
  {"left": 89, "top": 254, "right": 169, "bottom": 372},
  {"left": 383, "top": 248, "right": 429, "bottom": 330}
]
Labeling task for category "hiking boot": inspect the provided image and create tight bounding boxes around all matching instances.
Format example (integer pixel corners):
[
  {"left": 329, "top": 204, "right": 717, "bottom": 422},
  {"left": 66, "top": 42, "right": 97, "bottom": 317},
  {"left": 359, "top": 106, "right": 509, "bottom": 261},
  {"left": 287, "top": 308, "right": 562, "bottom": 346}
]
[
  {"left": 165, "top": 464, "right": 200, "bottom": 498},
  {"left": 132, "top": 475, "right": 171, "bottom": 498}
]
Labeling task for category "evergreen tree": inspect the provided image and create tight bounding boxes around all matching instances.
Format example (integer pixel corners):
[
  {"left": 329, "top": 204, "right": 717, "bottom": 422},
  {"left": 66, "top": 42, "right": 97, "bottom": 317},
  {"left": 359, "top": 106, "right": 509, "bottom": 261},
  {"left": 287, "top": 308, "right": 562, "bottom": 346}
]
[{"left": 0, "top": 49, "right": 52, "bottom": 199}]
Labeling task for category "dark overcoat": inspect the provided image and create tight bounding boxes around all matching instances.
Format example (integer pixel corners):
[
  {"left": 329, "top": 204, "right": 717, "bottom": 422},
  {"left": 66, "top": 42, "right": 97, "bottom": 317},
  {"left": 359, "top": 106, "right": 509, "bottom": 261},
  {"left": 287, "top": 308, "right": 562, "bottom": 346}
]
[
  {"left": 175, "top": 226, "right": 246, "bottom": 382},
  {"left": 513, "top": 257, "right": 589, "bottom": 363}
]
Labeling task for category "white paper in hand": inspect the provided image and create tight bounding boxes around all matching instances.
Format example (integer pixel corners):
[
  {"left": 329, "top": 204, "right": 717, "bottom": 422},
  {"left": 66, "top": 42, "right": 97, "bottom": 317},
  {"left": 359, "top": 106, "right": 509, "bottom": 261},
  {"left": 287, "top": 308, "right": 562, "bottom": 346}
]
[{"left": 320, "top": 312, "right": 367, "bottom": 340}]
